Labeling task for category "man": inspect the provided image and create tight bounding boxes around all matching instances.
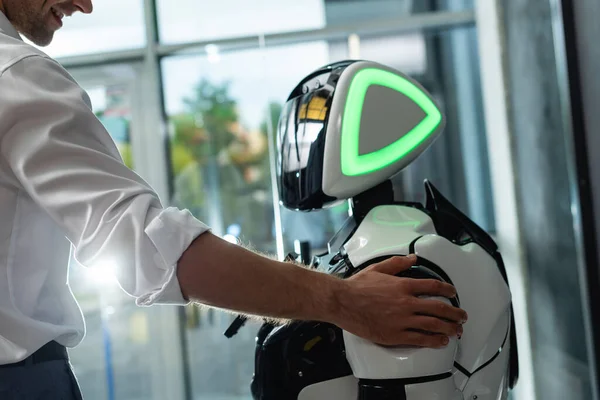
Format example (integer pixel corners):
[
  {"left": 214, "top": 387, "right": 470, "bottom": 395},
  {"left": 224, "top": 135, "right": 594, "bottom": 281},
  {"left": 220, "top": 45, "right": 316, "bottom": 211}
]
[{"left": 0, "top": 1, "right": 468, "bottom": 398}]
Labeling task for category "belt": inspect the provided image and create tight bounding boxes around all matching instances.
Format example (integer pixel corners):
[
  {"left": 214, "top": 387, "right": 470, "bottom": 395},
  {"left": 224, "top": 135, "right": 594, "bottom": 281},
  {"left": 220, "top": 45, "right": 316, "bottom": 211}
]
[{"left": 0, "top": 341, "right": 68, "bottom": 368}]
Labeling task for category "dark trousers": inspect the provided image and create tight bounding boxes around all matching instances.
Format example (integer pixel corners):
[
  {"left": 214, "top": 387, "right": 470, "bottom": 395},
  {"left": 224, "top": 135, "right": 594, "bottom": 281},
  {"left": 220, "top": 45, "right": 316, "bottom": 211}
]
[{"left": 0, "top": 341, "right": 83, "bottom": 399}]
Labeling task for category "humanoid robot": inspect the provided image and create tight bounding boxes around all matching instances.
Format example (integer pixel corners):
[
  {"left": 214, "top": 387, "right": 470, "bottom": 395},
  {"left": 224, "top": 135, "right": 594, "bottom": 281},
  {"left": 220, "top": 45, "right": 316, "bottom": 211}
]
[{"left": 226, "top": 60, "right": 519, "bottom": 399}]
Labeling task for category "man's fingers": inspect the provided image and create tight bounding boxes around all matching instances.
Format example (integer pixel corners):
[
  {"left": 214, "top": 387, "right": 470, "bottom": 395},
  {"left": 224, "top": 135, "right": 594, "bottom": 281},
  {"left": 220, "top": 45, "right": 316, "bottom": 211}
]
[
  {"left": 409, "top": 279, "right": 457, "bottom": 298},
  {"left": 408, "top": 316, "right": 462, "bottom": 337},
  {"left": 414, "top": 298, "right": 468, "bottom": 324},
  {"left": 397, "top": 331, "right": 450, "bottom": 348},
  {"left": 367, "top": 255, "right": 417, "bottom": 275}
]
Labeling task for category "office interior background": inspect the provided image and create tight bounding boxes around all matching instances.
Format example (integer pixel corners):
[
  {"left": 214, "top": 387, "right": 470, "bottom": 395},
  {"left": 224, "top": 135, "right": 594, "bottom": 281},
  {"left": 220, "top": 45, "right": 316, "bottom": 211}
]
[{"left": 27, "top": 0, "right": 600, "bottom": 399}]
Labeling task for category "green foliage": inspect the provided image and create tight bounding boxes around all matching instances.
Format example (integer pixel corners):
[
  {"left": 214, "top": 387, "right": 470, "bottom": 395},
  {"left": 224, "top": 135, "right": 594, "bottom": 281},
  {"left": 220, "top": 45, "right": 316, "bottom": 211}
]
[
  {"left": 119, "top": 143, "right": 134, "bottom": 169},
  {"left": 181, "top": 79, "right": 239, "bottom": 159},
  {"left": 171, "top": 161, "right": 205, "bottom": 214},
  {"left": 170, "top": 114, "right": 199, "bottom": 145},
  {"left": 169, "top": 79, "right": 242, "bottom": 176},
  {"left": 170, "top": 142, "right": 196, "bottom": 177}
]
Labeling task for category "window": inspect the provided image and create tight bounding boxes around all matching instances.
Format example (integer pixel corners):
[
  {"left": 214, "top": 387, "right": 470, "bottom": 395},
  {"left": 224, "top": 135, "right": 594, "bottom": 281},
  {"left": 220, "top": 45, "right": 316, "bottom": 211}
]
[
  {"left": 157, "top": 0, "right": 327, "bottom": 44},
  {"left": 86, "top": 85, "right": 134, "bottom": 168},
  {"left": 156, "top": 0, "right": 425, "bottom": 46},
  {"left": 26, "top": 0, "right": 146, "bottom": 58}
]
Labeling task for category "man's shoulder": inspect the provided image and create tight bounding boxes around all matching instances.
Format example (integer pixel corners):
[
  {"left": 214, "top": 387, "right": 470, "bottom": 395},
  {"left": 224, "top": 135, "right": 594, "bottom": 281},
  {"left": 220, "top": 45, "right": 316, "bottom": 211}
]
[{"left": 0, "top": 33, "right": 53, "bottom": 77}]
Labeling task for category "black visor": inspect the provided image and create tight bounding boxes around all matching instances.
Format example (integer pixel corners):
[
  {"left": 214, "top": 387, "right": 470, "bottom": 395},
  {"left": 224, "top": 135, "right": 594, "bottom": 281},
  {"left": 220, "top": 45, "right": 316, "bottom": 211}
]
[{"left": 277, "top": 61, "right": 354, "bottom": 210}]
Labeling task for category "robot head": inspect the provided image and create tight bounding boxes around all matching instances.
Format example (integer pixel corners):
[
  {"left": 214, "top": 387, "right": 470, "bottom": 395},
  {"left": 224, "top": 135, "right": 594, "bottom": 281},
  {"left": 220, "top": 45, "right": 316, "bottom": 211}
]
[{"left": 277, "top": 60, "right": 445, "bottom": 211}]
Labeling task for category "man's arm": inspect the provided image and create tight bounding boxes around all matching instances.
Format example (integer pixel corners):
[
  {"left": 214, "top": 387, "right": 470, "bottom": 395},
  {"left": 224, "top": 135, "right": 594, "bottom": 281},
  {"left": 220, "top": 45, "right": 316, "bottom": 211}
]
[
  {"left": 0, "top": 55, "right": 467, "bottom": 347},
  {"left": 177, "top": 232, "right": 340, "bottom": 323},
  {"left": 177, "top": 232, "right": 468, "bottom": 347},
  {"left": 0, "top": 55, "right": 207, "bottom": 306}
]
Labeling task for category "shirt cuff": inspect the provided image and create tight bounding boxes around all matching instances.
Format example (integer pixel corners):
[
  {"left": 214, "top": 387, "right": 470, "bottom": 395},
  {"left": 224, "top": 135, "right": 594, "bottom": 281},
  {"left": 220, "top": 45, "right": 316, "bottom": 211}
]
[{"left": 136, "top": 207, "right": 210, "bottom": 306}]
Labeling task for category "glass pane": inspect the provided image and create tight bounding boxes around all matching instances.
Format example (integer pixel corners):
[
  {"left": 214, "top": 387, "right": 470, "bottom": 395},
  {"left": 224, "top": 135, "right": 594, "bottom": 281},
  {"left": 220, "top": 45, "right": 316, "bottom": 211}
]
[
  {"left": 86, "top": 85, "right": 134, "bottom": 169},
  {"left": 157, "top": 0, "right": 326, "bottom": 44},
  {"left": 161, "top": 25, "right": 492, "bottom": 399},
  {"left": 157, "top": 0, "right": 433, "bottom": 45},
  {"left": 25, "top": 0, "right": 145, "bottom": 58},
  {"left": 157, "top": 0, "right": 476, "bottom": 46},
  {"left": 324, "top": 0, "right": 422, "bottom": 25},
  {"left": 65, "top": 68, "right": 183, "bottom": 400}
]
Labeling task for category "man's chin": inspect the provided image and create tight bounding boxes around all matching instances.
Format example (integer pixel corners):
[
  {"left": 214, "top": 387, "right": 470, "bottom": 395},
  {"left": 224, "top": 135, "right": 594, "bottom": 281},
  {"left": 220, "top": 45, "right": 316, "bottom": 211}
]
[{"left": 23, "top": 32, "right": 54, "bottom": 47}]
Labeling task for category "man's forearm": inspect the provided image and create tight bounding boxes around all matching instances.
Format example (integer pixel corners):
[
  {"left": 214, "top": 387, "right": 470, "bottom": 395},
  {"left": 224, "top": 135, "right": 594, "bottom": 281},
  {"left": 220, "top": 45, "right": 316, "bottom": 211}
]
[{"left": 176, "top": 232, "right": 343, "bottom": 323}]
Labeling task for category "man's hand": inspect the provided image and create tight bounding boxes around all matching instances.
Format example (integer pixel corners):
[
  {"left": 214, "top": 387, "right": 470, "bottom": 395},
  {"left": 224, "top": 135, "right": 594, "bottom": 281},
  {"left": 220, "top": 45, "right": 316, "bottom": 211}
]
[
  {"left": 331, "top": 255, "right": 468, "bottom": 347},
  {"left": 177, "top": 233, "right": 467, "bottom": 348}
]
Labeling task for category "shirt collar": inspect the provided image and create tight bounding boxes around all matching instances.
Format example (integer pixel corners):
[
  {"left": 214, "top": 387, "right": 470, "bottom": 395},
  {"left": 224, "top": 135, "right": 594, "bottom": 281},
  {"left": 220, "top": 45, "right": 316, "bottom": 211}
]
[{"left": 0, "top": 10, "right": 22, "bottom": 41}]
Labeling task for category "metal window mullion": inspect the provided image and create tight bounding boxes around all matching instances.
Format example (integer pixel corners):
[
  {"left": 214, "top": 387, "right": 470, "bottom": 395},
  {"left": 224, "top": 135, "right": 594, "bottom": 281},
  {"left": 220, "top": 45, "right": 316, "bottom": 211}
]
[
  {"left": 56, "top": 10, "right": 475, "bottom": 68},
  {"left": 138, "top": 0, "right": 169, "bottom": 204},
  {"left": 157, "top": 10, "right": 474, "bottom": 57},
  {"left": 137, "top": 2, "right": 190, "bottom": 400}
]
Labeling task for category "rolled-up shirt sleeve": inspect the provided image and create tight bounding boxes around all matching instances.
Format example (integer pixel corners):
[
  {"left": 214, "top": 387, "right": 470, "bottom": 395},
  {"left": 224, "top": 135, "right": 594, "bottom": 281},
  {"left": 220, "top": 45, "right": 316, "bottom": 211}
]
[{"left": 0, "top": 54, "right": 210, "bottom": 306}]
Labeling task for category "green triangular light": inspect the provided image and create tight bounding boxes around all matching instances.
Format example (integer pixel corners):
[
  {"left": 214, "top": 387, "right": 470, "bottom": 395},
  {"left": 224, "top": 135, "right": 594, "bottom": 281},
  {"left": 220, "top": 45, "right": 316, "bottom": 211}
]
[{"left": 340, "top": 68, "right": 442, "bottom": 177}]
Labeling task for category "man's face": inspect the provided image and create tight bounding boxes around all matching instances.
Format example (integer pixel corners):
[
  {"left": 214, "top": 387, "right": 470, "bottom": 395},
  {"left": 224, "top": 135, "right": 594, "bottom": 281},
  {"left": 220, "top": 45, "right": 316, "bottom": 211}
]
[{"left": 0, "top": 0, "right": 93, "bottom": 46}]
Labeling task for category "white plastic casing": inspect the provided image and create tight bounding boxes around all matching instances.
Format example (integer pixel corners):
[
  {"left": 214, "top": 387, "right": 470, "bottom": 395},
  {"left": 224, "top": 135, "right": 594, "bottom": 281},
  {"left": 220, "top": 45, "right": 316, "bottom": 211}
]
[
  {"left": 341, "top": 205, "right": 511, "bottom": 397},
  {"left": 321, "top": 61, "right": 445, "bottom": 200}
]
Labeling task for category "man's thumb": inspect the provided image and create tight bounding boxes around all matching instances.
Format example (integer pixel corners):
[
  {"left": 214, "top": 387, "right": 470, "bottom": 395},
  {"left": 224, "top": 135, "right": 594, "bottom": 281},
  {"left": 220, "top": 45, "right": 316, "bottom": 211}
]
[{"left": 368, "top": 255, "right": 417, "bottom": 275}]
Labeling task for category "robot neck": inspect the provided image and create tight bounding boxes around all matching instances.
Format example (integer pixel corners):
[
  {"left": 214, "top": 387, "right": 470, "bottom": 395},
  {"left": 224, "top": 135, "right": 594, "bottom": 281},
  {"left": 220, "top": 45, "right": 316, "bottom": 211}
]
[
  {"left": 323, "top": 180, "right": 412, "bottom": 254},
  {"left": 350, "top": 180, "right": 395, "bottom": 223},
  {"left": 350, "top": 179, "right": 421, "bottom": 223}
]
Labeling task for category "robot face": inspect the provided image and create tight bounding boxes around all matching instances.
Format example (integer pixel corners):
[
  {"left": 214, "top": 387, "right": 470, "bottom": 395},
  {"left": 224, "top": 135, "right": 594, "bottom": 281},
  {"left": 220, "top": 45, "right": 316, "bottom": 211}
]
[{"left": 277, "top": 60, "right": 445, "bottom": 211}]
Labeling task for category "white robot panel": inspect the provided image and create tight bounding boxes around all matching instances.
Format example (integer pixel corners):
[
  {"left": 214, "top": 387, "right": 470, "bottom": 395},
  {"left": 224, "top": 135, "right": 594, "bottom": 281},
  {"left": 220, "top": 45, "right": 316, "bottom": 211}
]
[{"left": 412, "top": 235, "right": 511, "bottom": 373}]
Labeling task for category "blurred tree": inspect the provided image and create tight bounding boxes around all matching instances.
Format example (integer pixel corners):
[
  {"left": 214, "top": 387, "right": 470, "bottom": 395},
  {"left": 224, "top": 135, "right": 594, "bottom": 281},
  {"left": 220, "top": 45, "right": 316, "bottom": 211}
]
[
  {"left": 183, "top": 79, "right": 238, "bottom": 159},
  {"left": 169, "top": 114, "right": 203, "bottom": 178},
  {"left": 170, "top": 79, "right": 245, "bottom": 238}
]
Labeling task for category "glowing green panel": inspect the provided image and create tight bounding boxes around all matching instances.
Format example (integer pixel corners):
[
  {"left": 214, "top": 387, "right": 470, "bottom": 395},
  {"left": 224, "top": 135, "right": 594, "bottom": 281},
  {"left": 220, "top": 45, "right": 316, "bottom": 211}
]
[{"left": 341, "top": 68, "right": 443, "bottom": 177}]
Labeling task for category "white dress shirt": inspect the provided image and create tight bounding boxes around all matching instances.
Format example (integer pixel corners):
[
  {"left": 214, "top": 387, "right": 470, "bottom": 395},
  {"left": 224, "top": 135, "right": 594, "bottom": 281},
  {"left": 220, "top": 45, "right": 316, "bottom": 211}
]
[{"left": 0, "top": 12, "right": 210, "bottom": 364}]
